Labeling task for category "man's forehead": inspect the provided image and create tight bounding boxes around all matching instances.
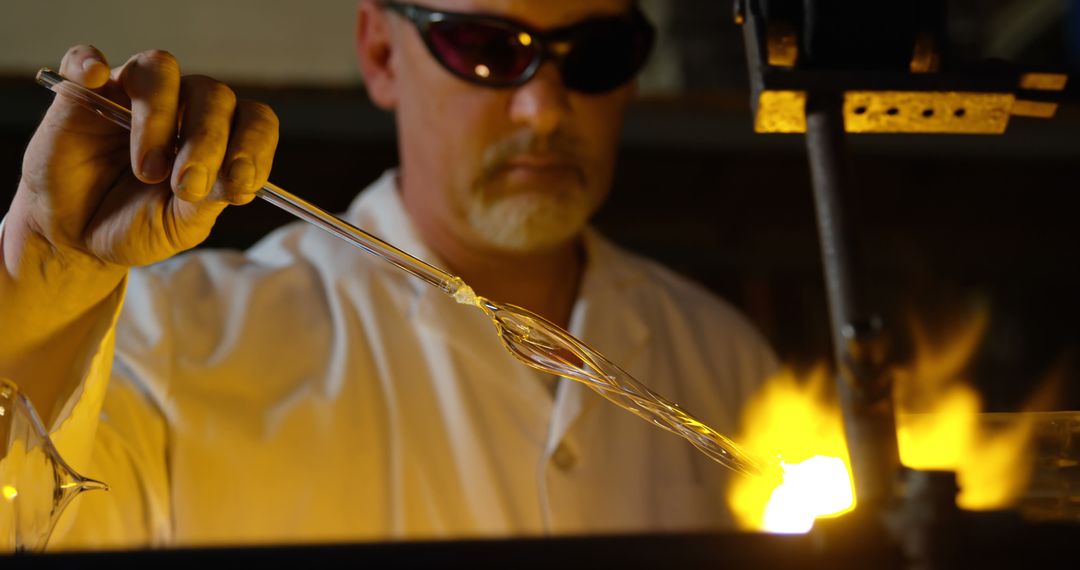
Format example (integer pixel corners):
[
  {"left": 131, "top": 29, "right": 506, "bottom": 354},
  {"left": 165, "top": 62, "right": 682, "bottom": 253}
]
[{"left": 416, "top": 0, "right": 635, "bottom": 28}]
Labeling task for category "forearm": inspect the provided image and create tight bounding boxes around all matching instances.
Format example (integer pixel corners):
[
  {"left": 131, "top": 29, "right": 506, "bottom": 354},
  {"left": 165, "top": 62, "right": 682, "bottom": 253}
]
[{"left": 0, "top": 198, "right": 127, "bottom": 423}]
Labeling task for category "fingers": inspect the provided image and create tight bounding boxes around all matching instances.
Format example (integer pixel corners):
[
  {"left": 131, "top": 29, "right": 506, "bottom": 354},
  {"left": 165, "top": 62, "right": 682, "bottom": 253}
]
[
  {"left": 43, "top": 45, "right": 120, "bottom": 134},
  {"left": 119, "top": 50, "right": 182, "bottom": 184},
  {"left": 214, "top": 100, "right": 279, "bottom": 205},
  {"left": 170, "top": 75, "right": 237, "bottom": 202},
  {"left": 171, "top": 87, "right": 280, "bottom": 206},
  {"left": 117, "top": 55, "right": 278, "bottom": 207},
  {"left": 52, "top": 45, "right": 279, "bottom": 209},
  {"left": 58, "top": 45, "right": 111, "bottom": 89}
]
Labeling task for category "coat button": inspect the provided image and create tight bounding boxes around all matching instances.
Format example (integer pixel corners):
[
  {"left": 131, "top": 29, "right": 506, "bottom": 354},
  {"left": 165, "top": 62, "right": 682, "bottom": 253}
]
[{"left": 552, "top": 442, "right": 577, "bottom": 471}]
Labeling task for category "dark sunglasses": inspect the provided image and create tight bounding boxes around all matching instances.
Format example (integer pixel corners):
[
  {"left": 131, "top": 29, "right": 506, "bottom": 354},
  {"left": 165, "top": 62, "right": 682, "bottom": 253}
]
[{"left": 378, "top": 1, "right": 655, "bottom": 94}]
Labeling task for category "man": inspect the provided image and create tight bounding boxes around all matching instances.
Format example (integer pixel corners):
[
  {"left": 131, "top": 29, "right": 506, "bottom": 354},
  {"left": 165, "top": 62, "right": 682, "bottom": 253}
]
[{"left": 0, "top": 0, "right": 776, "bottom": 548}]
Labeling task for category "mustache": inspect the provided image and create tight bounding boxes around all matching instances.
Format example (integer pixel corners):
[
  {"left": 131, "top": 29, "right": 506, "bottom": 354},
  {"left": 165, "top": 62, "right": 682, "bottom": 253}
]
[{"left": 478, "top": 130, "right": 584, "bottom": 183}]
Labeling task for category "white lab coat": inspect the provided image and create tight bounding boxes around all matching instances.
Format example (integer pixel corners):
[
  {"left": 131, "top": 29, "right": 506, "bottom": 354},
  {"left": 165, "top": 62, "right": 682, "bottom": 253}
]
[{"left": 48, "top": 170, "right": 777, "bottom": 549}]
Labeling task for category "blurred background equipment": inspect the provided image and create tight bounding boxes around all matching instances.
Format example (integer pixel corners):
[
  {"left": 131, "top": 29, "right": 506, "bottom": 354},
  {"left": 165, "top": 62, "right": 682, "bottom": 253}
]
[{"left": 730, "top": 2, "right": 1076, "bottom": 565}]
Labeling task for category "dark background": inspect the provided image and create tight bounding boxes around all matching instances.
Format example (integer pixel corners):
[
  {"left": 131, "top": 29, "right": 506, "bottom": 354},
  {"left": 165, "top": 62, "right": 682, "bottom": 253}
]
[{"left": 2, "top": 0, "right": 1079, "bottom": 410}]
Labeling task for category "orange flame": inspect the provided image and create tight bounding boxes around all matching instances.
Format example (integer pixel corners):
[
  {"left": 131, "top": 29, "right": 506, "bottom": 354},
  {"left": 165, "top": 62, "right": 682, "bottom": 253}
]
[
  {"left": 729, "top": 303, "right": 1039, "bottom": 532},
  {"left": 895, "top": 306, "right": 1036, "bottom": 510},
  {"left": 727, "top": 367, "right": 855, "bottom": 532}
]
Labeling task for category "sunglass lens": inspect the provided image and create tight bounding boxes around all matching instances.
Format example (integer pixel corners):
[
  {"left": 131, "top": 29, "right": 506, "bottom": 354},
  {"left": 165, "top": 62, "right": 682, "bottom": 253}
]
[
  {"left": 427, "top": 20, "right": 536, "bottom": 85},
  {"left": 561, "top": 19, "right": 654, "bottom": 93}
]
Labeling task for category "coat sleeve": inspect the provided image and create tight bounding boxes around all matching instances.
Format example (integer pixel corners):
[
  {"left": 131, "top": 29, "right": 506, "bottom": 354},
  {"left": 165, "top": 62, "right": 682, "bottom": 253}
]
[{"left": 47, "top": 272, "right": 175, "bottom": 550}]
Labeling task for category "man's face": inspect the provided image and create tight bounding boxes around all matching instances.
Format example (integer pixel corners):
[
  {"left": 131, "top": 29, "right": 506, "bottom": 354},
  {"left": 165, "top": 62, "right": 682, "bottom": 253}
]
[{"left": 386, "top": 0, "right": 638, "bottom": 255}]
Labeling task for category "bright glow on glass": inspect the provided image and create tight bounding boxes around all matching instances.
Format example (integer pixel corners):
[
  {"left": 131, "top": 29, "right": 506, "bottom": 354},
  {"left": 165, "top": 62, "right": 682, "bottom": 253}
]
[{"left": 762, "top": 456, "right": 854, "bottom": 533}]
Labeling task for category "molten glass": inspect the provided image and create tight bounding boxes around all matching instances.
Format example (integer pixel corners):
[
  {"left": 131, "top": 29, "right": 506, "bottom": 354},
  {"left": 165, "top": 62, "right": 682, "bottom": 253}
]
[
  {"left": 764, "top": 456, "right": 854, "bottom": 533},
  {"left": 465, "top": 290, "right": 763, "bottom": 474},
  {"left": 727, "top": 367, "right": 855, "bottom": 532}
]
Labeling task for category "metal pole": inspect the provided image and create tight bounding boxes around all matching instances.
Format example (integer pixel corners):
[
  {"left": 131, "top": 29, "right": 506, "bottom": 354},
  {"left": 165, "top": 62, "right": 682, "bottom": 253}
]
[{"left": 804, "top": 91, "right": 901, "bottom": 511}]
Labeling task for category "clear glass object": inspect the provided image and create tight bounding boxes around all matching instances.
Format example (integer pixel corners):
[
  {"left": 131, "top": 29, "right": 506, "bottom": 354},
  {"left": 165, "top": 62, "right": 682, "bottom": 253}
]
[
  {"left": 980, "top": 411, "right": 1080, "bottom": 522},
  {"left": 35, "top": 68, "right": 764, "bottom": 477},
  {"left": 0, "top": 378, "right": 108, "bottom": 552},
  {"left": 476, "top": 298, "right": 762, "bottom": 473}
]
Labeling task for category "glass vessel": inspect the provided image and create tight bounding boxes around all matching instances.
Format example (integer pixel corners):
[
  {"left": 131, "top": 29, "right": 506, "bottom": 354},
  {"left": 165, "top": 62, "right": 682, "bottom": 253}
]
[{"left": 0, "top": 378, "right": 107, "bottom": 552}]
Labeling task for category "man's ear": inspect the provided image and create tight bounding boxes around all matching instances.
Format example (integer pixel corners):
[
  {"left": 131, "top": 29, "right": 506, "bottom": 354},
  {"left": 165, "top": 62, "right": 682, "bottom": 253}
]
[{"left": 356, "top": 0, "right": 397, "bottom": 110}]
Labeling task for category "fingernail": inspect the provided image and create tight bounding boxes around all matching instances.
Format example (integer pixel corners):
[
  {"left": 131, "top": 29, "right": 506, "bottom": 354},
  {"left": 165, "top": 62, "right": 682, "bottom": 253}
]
[
  {"left": 227, "top": 191, "right": 257, "bottom": 206},
  {"left": 177, "top": 164, "right": 208, "bottom": 199},
  {"left": 141, "top": 149, "right": 171, "bottom": 181},
  {"left": 82, "top": 57, "right": 103, "bottom": 73},
  {"left": 227, "top": 157, "right": 256, "bottom": 190}
]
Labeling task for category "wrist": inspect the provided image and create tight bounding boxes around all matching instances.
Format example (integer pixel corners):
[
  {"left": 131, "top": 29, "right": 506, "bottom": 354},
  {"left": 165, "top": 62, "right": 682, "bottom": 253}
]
[{"left": 2, "top": 200, "right": 126, "bottom": 320}]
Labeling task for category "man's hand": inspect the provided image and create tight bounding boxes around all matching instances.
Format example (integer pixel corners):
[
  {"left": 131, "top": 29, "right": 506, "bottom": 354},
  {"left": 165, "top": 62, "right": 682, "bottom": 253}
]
[
  {"left": 8, "top": 44, "right": 279, "bottom": 274},
  {"left": 0, "top": 45, "right": 279, "bottom": 420}
]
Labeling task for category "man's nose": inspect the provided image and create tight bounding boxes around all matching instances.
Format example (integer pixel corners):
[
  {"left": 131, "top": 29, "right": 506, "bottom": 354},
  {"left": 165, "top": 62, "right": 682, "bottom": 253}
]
[{"left": 507, "top": 63, "right": 571, "bottom": 135}]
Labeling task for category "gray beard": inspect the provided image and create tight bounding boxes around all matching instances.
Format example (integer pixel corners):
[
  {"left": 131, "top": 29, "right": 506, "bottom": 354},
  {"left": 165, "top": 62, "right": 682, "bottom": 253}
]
[{"left": 465, "top": 191, "right": 591, "bottom": 253}]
